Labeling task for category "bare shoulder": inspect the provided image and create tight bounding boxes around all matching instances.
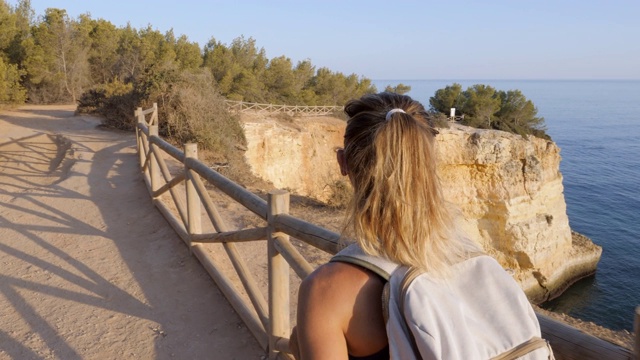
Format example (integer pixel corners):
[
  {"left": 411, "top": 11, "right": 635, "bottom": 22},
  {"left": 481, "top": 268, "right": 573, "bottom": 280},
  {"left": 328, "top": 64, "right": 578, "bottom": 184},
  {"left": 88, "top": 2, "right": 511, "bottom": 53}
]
[
  {"left": 298, "top": 261, "right": 384, "bottom": 326},
  {"left": 297, "top": 261, "right": 388, "bottom": 358},
  {"left": 294, "top": 262, "right": 375, "bottom": 359},
  {"left": 300, "top": 262, "right": 375, "bottom": 299}
]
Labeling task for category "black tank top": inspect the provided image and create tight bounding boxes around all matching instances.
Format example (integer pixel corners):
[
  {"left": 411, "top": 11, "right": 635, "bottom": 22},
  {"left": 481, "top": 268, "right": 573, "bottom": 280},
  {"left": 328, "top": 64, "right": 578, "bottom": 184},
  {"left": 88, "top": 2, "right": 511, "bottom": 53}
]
[{"left": 348, "top": 345, "right": 389, "bottom": 360}]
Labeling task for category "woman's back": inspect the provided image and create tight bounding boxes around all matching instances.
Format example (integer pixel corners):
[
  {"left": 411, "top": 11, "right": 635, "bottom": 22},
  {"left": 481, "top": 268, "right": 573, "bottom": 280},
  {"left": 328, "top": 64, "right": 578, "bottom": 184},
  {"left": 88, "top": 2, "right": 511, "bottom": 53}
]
[{"left": 290, "top": 92, "right": 547, "bottom": 359}]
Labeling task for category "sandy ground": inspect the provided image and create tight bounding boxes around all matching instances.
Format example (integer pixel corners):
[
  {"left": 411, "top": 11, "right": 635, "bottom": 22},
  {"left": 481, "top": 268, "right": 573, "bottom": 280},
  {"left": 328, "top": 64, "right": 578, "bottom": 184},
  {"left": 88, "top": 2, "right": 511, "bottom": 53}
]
[{"left": 0, "top": 105, "right": 264, "bottom": 360}]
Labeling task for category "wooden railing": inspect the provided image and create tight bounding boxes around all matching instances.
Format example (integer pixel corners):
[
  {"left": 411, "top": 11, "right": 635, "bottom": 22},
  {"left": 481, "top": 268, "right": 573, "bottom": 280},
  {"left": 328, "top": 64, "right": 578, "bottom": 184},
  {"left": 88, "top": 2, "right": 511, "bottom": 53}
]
[
  {"left": 225, "top": 100, "right": 342, "bottom": 116},
  {"left": 134, "top": 104, "right": 637, "bottom": 360}
]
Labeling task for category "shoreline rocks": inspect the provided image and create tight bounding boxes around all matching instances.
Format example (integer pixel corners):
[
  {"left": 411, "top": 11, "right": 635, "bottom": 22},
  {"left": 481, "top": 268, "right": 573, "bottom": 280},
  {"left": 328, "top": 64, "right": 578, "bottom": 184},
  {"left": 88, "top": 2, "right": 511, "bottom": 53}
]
[{"left": 524, "top": 231, "right": 602, "bottom": 303}]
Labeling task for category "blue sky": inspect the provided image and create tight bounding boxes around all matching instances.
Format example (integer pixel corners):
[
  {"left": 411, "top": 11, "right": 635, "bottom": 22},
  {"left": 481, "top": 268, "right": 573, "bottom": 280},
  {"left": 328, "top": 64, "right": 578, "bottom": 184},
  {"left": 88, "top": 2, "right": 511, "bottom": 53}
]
[{"left": 10, "top": 0, "right": 640, "bottom": 80}]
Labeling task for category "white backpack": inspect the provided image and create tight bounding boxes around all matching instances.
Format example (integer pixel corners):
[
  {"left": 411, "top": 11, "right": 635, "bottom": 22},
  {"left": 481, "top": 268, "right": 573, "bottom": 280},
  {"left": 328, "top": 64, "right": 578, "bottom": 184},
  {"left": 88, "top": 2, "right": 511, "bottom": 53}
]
[{"left": 331, "top": 244, "right": 554, "bottom": 360}]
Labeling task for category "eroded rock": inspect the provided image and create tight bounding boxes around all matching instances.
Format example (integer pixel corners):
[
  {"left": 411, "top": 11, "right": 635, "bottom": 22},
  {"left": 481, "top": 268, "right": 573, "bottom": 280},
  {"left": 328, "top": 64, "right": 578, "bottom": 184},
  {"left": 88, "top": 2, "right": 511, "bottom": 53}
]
[{"left": 241, "top": 115, "right": 602, "bottom": 302}]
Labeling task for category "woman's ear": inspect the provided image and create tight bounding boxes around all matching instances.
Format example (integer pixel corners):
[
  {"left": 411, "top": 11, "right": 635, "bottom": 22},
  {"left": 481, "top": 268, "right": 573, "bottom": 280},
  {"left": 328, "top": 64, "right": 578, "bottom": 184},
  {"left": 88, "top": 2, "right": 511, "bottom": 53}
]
[{"left": 336, "top": 149, "right": 348, "bottom": 176}]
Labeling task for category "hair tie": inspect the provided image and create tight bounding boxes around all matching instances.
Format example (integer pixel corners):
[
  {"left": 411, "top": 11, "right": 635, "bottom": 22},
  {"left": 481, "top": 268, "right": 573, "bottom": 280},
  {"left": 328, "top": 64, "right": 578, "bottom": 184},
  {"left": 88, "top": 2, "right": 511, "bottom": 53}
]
[{"left": 385, "top": 108, "right": 406, "bottom": 121}]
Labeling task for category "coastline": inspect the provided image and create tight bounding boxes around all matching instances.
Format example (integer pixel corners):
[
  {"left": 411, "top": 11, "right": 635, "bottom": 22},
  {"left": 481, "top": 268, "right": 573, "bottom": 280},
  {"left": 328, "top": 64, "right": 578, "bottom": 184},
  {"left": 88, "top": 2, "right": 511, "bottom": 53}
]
[
  {"left": 240, "top": 112, "right": 605, "bottom": 310},
  {"left": 533, "top": 305, "right": 635, "bottom": 350},
  {"left": 399, "top": 79, "right": 639, "bottom": 332},
  {"left": 523, "top": 231, "right": 602, "bottom": 304}
]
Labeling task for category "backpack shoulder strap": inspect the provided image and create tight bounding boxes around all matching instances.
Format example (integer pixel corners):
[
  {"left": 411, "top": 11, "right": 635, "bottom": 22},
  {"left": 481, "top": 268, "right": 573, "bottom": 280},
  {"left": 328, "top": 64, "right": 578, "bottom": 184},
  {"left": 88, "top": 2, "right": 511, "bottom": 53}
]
[
  {"left": 398, "top": 252, "right": 486, "bottom": 309},
  {"left": 490, "top": 337, "right": 551, "bottom": 360},
  {"left": 330, "top": 243, "right": 399, "bottom": 281},
  {"left": 396, "top": 266, "right": 425, "bottom": 357}
]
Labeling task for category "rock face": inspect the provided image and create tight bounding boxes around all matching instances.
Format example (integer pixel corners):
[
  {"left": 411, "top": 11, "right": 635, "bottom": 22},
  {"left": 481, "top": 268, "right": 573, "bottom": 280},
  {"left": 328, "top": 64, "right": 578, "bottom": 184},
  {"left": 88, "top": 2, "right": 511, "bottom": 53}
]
[
  {"left": 435, "top": 124, "right": 602, "bottom": 302},
  {"left": 241, "top": 114, "right": 602, "bottom": 303},
  {"left": 242, "top": 114, "right": 346, "bottom": 202}
]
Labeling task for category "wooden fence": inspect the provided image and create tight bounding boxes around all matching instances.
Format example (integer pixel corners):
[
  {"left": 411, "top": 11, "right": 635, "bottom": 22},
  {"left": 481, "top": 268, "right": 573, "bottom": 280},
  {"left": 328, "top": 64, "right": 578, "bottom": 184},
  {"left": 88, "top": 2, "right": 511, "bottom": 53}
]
[
  {"left": 225, "top": 100, "right": 342, "bottom": 116},
  {"left": 134, "top": 103, "right": 638, "bottom": 360}
]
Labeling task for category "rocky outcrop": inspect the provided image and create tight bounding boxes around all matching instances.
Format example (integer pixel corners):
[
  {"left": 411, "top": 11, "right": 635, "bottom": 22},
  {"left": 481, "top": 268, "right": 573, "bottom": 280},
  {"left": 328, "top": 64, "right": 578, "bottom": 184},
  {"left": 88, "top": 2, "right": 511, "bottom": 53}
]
[
  {"left": 435, "top": 124, "right": 602, "bottom": 302},
  {"left": 240, "top": 114, "right": 602, "bottom": 303},
  {"left": 241, "top": 113, "right": 346, "bottom": 202}
]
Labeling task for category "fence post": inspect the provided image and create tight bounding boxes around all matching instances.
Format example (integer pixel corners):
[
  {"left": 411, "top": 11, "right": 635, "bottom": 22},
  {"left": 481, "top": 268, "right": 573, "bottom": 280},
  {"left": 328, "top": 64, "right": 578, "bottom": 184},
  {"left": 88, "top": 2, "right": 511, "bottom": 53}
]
[
  {"left": 150, "top": 102, "right": 158, "bottom": 126},
  {"left": 137, "top": 107, "right": 144, "bottom": 125},
  {"left": 185, "top": 143, "right": 201, "bottom": 250},
  {"left": 268, "top": 190, "right": 291, "bottom": 359},
  {"left": 635, "top": 305, "right": 639, "bottom": 359},
  {"left": 148, "top": 125, "right": 161, "bottom": 195},
  {"left": 136, "top": 107, "right": 144, "bottom": 166}
]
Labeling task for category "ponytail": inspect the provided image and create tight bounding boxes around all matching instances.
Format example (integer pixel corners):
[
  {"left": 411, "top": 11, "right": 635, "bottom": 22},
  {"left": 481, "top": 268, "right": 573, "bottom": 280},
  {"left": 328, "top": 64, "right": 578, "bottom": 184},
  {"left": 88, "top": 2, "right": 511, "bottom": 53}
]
[{"left": 343, "top": 92, "right": 471, "bottom": 274}]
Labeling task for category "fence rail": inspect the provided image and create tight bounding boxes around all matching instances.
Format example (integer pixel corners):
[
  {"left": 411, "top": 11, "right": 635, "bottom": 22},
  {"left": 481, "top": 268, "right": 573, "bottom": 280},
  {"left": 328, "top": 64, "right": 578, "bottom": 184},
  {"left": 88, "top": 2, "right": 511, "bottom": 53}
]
[
  {"left": 134, "top": 104, "right": 637, "bottom": 359},
  {"left": 225, "top": 100, "right": 342, "bottom": 116}
]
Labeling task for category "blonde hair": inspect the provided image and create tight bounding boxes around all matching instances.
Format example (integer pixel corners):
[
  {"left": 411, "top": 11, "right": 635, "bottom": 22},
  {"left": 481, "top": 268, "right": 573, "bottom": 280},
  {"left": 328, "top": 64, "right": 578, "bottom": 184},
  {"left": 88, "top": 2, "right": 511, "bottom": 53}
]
[{"left": 343, "top": 92, "right": 473, "bottom": 274}]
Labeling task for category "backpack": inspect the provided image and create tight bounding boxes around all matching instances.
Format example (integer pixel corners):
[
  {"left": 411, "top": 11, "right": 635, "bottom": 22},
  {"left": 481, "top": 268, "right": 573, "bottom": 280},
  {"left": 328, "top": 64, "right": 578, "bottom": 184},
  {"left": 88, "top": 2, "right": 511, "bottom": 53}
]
[{"left": 331, "top": 244, "right": 554, "bottom": 360}]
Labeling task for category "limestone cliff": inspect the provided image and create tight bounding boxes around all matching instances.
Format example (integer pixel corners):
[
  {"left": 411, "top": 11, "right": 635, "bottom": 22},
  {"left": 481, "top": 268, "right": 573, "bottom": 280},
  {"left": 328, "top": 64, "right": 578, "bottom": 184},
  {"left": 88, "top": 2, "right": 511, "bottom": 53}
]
[
  {"left": 241, "top": 114, "right": 602, "bottom": 303},
  {"left": 241, "top": 113, "right": 346, "bottom": 202},
  {"left": 435, "top": 124, "right": 602, "bottom": 302}
]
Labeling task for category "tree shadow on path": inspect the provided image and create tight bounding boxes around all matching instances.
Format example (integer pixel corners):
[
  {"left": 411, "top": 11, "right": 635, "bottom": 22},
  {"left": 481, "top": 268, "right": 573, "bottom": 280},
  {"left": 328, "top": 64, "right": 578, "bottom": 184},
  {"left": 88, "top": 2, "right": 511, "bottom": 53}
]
[{"left": 0, "top": 107, "right": 263, "bottom": 359}]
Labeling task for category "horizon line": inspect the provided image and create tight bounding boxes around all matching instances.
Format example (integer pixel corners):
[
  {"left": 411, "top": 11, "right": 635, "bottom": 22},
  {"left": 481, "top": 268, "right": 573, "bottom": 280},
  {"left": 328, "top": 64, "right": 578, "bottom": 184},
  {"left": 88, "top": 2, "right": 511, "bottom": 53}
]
[{"left": 373, "top": 78, "right": 640, "bottom": 81}]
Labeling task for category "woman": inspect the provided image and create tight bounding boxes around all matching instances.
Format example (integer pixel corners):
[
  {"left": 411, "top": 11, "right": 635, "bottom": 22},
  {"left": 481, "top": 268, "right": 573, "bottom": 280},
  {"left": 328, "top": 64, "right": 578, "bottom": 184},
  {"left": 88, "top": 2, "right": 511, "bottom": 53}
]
[
  {"left": 290, "top": 92, "right": 549, "bottom": 359},
  {"left": 290, "top": 92, "right": 475, "bottom": 360}
]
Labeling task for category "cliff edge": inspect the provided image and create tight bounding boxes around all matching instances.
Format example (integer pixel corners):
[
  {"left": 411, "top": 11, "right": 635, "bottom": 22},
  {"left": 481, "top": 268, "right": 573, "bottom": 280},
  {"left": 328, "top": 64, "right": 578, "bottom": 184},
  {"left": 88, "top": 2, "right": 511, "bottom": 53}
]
[
  {"left": 436, "top": 124, "right": 602, "bottom": 302},
  {"left": 241, "top": 114, "right": 602, "bottom": 303}
]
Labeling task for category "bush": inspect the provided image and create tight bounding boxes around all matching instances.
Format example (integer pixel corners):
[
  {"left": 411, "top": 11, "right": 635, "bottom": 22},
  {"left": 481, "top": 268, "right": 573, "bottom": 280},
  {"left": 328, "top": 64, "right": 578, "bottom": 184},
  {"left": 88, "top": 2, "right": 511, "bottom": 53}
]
[
  {"left": 76, "top": 85, "right": 140, "bottom": 130},
  {"left": 76, "top": 89, "right": 104, "bottom": 113},
  {"left": 77, "top": 63, "right": 246, "bottom": 164},
  {"left": 161, "top": 69, "right": 245, "bottom": 156},
  {"left": 0, "top": 58, "right": 26, "bottom": 106},
  {"left": 325, "top": 179, "right": 353, "bottom": 209},
  {"left": 77, "top": 80, "right": 134, "bottom": 118},
  {"left": 429, "top": 112, "right": 451, "bottom": 129},
  {"left": 274, "top": 111, "right": 294, "bottom": 123}
]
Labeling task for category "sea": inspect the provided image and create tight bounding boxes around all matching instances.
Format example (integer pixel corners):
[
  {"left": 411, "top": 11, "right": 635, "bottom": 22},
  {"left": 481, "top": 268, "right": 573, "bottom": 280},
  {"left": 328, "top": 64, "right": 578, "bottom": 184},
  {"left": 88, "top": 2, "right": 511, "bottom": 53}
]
[{"left": 372, "top": 79, "right": 640, "bottom": 332}]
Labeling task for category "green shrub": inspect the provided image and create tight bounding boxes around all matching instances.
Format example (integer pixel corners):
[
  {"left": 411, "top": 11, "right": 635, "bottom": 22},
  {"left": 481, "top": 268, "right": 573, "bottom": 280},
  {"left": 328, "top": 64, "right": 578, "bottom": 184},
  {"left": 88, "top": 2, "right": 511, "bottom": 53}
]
[
  {"left": 76, "top": 85, "right": 140, "bottom": 130},
  {"left": 161, "top": 69, "right": 245, "bottom": 156},
  {"left": 77, "top": 63, "right": 245, "bottom": 160},
  {"left": 76, "top": 80, "right": 134, "bottom": 115},
  {"left": 0, "top": 58, "right": 26, "bottom": 106}
]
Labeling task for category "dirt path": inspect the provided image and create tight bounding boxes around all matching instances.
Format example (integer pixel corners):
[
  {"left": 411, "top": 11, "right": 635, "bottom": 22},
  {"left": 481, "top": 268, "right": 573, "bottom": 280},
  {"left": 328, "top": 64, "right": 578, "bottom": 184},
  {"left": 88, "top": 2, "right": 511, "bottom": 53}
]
[{"left": 0, "top": 105, "right": 263, "bottom": 360}]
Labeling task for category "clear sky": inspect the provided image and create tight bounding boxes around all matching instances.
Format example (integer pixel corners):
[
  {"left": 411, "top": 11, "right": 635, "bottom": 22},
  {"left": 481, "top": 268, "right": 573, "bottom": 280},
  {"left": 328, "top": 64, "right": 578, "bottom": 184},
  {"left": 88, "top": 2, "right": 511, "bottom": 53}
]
[{"left": 9, "top": 0, "right": 640, "bottom": 80}]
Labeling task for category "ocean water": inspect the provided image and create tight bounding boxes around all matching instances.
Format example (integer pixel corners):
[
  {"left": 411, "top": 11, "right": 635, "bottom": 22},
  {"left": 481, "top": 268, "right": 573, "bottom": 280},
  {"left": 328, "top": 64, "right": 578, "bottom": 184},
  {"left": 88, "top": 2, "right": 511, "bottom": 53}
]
[{"left": 372, "top": 79, "right": 640, "bottom": 331}]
